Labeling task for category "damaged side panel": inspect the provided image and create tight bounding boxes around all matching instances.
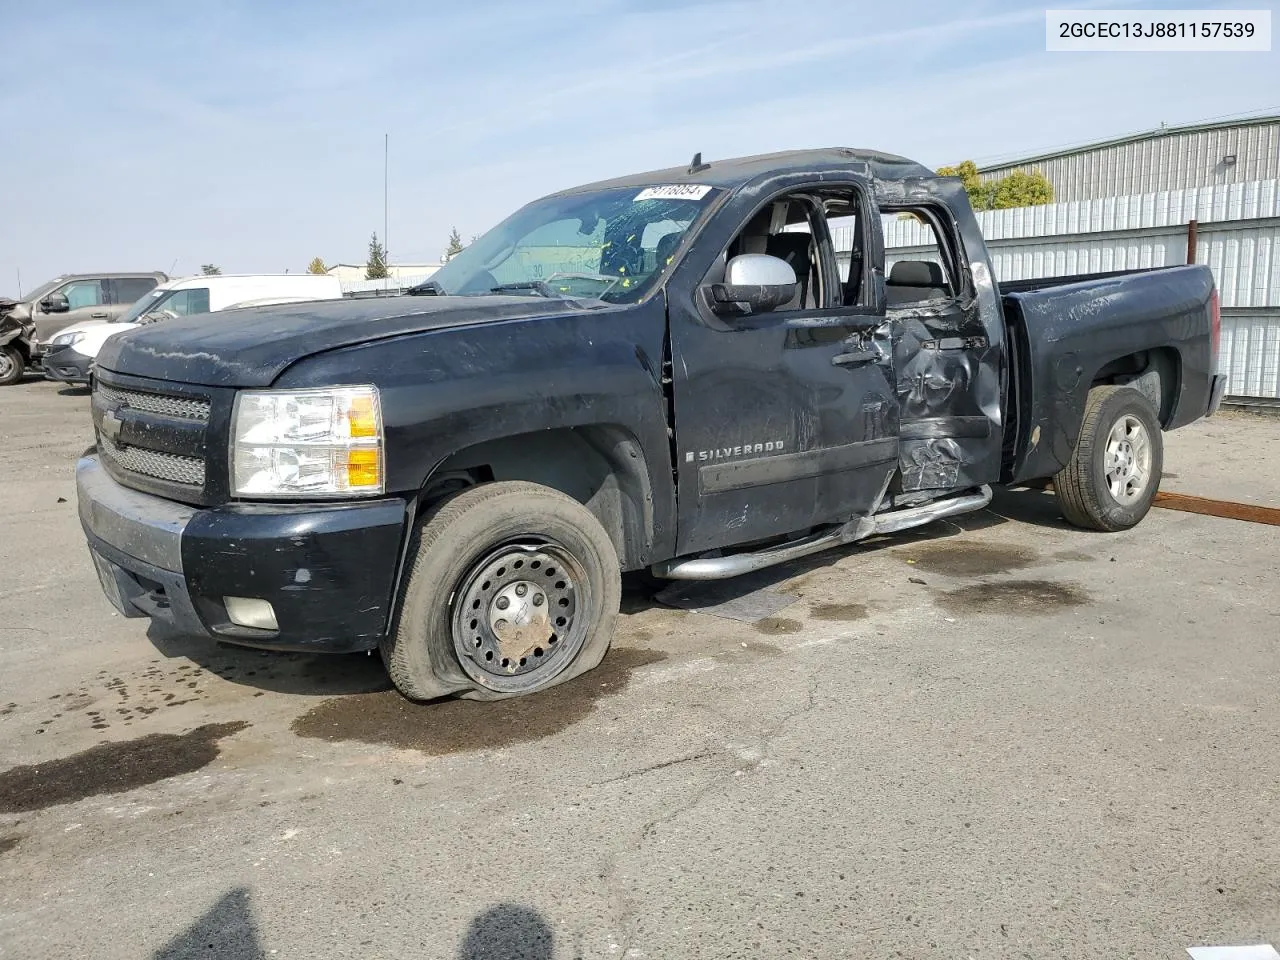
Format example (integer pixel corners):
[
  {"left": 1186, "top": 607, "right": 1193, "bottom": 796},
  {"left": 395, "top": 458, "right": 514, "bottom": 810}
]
[{"left": 875, "top": 177, "right": 1007, "bottom": 493}]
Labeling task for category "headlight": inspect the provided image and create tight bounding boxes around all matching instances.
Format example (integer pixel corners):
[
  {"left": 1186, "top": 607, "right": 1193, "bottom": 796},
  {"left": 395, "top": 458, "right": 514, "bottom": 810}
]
[
  {"left": 52, "top": 332, "right": 85, "bottom": 347},
  {"left": 231, "top": 386, "right": 384, "bottom": 498}
]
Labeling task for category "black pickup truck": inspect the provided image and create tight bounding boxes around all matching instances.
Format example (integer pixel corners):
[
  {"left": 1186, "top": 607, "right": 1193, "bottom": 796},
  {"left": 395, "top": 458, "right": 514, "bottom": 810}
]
[{"left": 78, "top": 148, "right": 1227, "bottom": 701}]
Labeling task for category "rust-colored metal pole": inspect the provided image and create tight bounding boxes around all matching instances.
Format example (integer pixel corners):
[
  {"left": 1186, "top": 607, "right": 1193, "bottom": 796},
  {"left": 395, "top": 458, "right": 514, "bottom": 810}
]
[
  {"left": 1186, "top": 219, "right": 1198, "bottom": 264},
  {"left": 1154, "top": 491, "right": 1280, "bottom": 527}
]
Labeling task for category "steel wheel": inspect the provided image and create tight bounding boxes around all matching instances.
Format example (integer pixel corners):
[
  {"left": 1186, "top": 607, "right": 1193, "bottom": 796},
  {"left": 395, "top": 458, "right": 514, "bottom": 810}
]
[
  {"left": 382, "top": 480, "right": 621, "bottom": 702},
  {"left": 451, "top": 540, "right": 588, "bottom": 694},
  {"left": 1054, "top": 385, "right": 1164, "bottom": 532},
  {"left": 1103, "top": 414, "right": 1153, "bottom": 505},
  {"left": 0, "top": 347, "right": 20, "bottom": 386}
]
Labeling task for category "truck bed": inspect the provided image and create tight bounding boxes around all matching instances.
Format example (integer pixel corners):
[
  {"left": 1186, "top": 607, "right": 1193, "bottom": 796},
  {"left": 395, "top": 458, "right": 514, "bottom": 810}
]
[
  {"left": 997, "top": 265, "right": 1188, "bottom": 295},
  {"left": 998, "top": 264, "right": 1218, "bottom": 484}
]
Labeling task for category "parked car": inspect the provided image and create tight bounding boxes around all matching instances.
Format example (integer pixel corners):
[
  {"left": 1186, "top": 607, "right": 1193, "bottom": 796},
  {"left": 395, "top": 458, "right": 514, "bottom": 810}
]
[
  {"left": 0, "top": 272, "right": 166, "bottom": 385},
  {"left": 0, "top": 298, "right": 32, "bottom": 386},
  {"left": 77, "top": 148, "right": 1226, "bottom": 702},
  {"left": 43, "top": 274, "right": 344, "bottom": 385}
]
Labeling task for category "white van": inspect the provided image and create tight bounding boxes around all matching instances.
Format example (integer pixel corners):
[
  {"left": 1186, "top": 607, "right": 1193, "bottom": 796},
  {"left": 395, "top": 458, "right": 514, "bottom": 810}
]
[{"left": 42, "top": 273, "right": 344, "bottom": 385}]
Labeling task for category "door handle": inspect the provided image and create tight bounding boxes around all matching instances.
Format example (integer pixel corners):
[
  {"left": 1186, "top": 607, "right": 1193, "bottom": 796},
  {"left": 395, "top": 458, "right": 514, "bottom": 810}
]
[{"left": 90, "top": 312, "right": 109, "bottom": 319}]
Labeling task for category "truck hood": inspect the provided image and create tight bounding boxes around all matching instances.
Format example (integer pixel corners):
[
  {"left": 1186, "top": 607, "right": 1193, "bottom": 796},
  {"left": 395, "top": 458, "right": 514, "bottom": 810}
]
[{"left": 95, "top": 295, "right": 607, "bottom": 388}]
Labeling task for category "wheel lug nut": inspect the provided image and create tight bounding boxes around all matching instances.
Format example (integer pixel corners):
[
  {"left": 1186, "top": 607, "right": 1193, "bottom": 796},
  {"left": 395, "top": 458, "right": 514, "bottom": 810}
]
[
  {"left": 495, "top": 619, "right": 508, "bottom": 630},
  {"left": 515, "top": 583, "right": 528, "bottom": 597},
  {"left": 532, "top": 594, "right": 544, "bottom": 607},
  {"left": 496, "top": 596, "right": 510, "bottom": 610}
]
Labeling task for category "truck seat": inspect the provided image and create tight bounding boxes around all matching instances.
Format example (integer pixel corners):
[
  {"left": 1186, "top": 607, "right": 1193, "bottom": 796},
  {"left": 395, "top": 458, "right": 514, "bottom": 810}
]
[{"left": 886, "top": 260, "right": 949, "bottom": 304}]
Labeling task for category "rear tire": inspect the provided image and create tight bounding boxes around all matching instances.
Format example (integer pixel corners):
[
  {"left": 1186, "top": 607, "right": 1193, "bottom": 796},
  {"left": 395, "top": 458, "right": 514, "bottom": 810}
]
[
  {"left": 0, "top": 346, "right": 23, "bottom": 386},
  {"left": 1054, "top": 385, "right": 1163, "bottom": 532},
  {"left": 381, "top": 481, "right": 621, "bottom": 702}
]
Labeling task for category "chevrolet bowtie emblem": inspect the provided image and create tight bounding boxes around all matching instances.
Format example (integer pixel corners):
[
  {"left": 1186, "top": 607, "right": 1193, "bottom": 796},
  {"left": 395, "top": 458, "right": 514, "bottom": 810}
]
[{"left": 100, "top": 409, "right": 123, "bottom": 442}]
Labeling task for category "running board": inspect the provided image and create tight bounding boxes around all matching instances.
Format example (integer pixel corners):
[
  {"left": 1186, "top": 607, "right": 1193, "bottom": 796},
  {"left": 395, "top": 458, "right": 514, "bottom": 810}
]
[{"left": 653, "top": 485, "right": 992, "bottom": 581}]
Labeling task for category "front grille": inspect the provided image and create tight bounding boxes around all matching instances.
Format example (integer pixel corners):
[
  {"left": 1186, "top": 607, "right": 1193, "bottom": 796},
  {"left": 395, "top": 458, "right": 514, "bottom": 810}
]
[
  {"left": 99, "top": 435, "right": 206, "bottom": 486},
  {"left": 96, "top": 383, "right": 210, "bottom": 422}
]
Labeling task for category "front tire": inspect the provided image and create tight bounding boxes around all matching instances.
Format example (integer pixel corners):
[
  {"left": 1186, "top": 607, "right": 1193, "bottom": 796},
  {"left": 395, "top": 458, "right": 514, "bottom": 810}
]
[
  {"left": 0, "top": 346, "right": 24, "bottom": 386},
  {"left": 1054, "top": 385, "right": 1163, "bottom": 532},
  {"left": 382, "top": 481, "right": 621, "bottom": 702}
]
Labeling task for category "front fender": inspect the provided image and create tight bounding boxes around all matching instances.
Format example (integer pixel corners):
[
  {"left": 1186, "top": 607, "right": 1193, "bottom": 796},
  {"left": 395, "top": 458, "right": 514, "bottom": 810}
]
[{"left": 271, "top": 297, "right": 677, "bottom": 563}]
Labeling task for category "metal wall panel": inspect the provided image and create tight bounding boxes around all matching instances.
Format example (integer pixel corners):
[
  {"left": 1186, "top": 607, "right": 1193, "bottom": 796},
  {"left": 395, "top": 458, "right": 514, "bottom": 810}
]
[
  {"left": 978, "top": 122, "right": 1280, "bottom": 203},
  {"left": 876, "top": 180, "right": 1280, "bottom": 308},
  {"left": 1222, "top": 311, "right": 1280, "bottom": 399},
  {"left": 1199, "top": 228, "right": 1280, "bottom": 308}
]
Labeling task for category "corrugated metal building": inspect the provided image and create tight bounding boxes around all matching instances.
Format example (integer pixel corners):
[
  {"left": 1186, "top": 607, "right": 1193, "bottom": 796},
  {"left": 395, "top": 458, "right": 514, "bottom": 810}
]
[{"left": 976, "top": 114, "right": 1280, "bottom": 203}]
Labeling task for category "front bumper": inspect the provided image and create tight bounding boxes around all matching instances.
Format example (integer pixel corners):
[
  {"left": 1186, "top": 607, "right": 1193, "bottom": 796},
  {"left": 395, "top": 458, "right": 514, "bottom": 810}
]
[
  {"left": 77, "top": 454, "right": 408, "bottom": 653},
  {"left": 43, "top": 344, "right": 93, "bottom": 384}
]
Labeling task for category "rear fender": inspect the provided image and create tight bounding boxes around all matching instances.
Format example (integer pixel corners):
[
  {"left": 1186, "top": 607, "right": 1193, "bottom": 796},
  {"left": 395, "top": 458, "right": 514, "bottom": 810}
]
[{"left": 1004, "top": 266, "right": 1213, "bottom": 483}]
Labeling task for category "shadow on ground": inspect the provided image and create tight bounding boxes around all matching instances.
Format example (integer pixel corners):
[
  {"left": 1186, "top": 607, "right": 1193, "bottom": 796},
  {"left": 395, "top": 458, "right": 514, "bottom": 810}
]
[
  {"left": 458, "top": 904, "right": 554, "bottom": 959},
  {"left": 152, "top": 888, "right": 262, "bottom": 960},
  {"left": 147, "top": 625, "right": 392, "bottom": 697},
  {"left": 621, "top": 485, "right": 1074, "bottom": 614},
  {"left": 147, "top": 486, "right": 1074, "bottom": 696}
]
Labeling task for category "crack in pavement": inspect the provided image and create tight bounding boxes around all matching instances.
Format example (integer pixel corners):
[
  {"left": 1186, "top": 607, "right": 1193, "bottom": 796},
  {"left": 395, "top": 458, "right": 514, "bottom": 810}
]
[
  {"left": 598, "top": 677, "right": 829, "bottom": 957},
  {"left": 596, "top": 749, "right": 722, "bottom": 787}
]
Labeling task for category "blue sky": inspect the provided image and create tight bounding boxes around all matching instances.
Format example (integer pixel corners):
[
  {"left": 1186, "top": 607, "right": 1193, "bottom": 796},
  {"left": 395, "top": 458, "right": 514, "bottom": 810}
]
[{"left": 1, "top": 0, "right": 1277, "bottom": 289}]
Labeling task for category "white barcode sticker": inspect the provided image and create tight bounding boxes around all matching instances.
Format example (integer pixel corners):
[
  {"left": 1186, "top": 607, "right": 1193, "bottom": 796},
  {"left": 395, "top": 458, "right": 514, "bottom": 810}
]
[{"left": 634, "top": 184, "right": 712, "bottom": 201}]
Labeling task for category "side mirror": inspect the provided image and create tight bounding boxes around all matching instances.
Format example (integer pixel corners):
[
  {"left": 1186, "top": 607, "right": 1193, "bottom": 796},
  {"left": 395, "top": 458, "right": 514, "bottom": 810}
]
[
  {"left": 705, "top": 254, "right": 797, "bottom": 315},
  {"left": 41, "top": 293, "right": 70, "bottom": 314}
]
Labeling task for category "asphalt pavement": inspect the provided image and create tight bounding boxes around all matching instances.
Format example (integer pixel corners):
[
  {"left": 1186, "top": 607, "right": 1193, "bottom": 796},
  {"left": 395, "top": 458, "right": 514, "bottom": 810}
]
[{"left": 1, "top": 376, "right": 1277, "bottom": 959}]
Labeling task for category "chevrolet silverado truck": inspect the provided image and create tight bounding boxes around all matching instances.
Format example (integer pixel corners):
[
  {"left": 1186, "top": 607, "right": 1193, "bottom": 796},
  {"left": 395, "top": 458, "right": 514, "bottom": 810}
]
[{"left": 77, "top": 148, "right": 1227, "bottom": 701}]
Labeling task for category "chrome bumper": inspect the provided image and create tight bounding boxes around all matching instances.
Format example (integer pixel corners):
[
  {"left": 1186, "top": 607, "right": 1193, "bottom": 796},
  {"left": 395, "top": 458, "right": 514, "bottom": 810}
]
[{"left": 77, "top": 454, "right": 194, "bottom": 571}]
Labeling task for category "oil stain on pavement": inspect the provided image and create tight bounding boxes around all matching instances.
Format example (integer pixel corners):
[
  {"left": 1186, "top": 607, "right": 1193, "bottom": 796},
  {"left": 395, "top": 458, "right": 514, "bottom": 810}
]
[
  {"left": 292, "top": 647, "right": 667, "bottom": 755},
  {"left": 902, "top": 541, "right": 1039, "bottom": 578},
  {"left": 809, "top": 602, "right": 868, "bottom": 622},
  {"left": 937, "top": 579, "right": 1088, "bottom": 616},
  {"left": 0, "top": 721, "right": 249, "bottom": 814}
]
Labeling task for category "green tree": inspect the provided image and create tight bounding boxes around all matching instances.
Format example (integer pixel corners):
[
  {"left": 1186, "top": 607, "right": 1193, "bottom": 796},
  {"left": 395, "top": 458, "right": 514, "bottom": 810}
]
[
  {"left": 307, "top": 257, "right": 328, "bottom": 275},
  {"left": 989, "top": 169, "right": 1055, "bottom": 209},
  {"left": 365, "top": 233, "right": 389, "bottom": 280},
  {"left": 936, "top": 160, "right": 995, "bottom": 211},
  {"left": 201, "top": 264, "right": 222, "bottom": 275},
  {"left": 443, "top": 227, "right": 465, "bottom": 262},
  {"left": 937, "top": 160, "right": 1054, "bottom": 212}
]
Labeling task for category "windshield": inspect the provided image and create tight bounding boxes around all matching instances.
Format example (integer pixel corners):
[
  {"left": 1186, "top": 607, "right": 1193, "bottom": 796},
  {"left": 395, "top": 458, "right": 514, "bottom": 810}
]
[
  {"left": 115, "top": 286, "right": 211, "bottom": 323},
  {"left": 428, "top": 184, "right": 721, "bottom": 302}
]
